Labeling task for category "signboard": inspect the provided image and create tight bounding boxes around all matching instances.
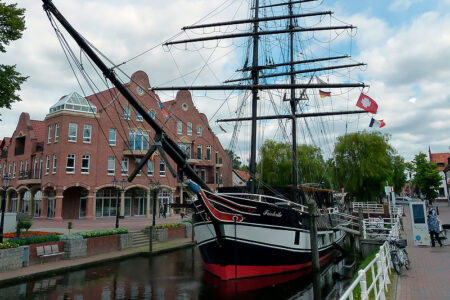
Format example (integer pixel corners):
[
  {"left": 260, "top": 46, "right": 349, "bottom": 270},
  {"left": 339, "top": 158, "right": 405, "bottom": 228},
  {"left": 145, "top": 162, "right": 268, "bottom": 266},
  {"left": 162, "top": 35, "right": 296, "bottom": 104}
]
[
  {"left": 409, "top": 202, "right": 430, "bottom": 246},
  {"left": 385, "top": 186, "right": 391, "bottom": 194}
]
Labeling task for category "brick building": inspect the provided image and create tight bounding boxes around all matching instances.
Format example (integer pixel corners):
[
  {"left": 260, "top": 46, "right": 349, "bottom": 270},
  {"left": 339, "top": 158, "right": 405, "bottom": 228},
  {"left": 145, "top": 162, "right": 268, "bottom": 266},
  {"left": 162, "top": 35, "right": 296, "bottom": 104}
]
[
  {"left": 429, "top": 147, "right": 450, "bottom": 202},
  {"left": 0, "top": 70, "right": 232, "bottom": 220}
]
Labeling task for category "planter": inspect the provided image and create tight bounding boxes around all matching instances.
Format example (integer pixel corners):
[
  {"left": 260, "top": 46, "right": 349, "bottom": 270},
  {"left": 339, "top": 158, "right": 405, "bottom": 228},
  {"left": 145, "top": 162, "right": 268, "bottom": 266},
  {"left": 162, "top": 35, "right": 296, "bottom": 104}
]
[
  {"left": 86, "top": 234, "right": 119, "bottom": 256},
  {"left": 185, "top": 223, "right": 192, "bottom": 238},
  {"left": 0, "top": 246, "right": 24, "bottom": 271},
  {"left": 152, "top": 228, "right": 168, "bottom": 242},
  {"left": 168, "top": 226, "right": 186, "bottom": 240}
]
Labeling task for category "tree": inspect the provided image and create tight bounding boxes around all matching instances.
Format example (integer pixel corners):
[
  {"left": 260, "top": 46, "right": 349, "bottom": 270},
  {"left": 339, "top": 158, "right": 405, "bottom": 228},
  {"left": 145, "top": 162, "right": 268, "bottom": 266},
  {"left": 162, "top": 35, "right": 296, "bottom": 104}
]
[
  {"left": 409, "top": 152, "right": 442, "bottom": 203},
  {"left": 225, "top": 149, "right": 242, "bottom": 169},
  {"left": 0, "top": 2, "right": 27, "bottom": 109},
  {"left": 257, "top": 140, "right": 327, "bottom": 186},
  {"left": 390, "top": 155, "right": 407, "bottom": 195},
  {"left": 334, "top": 131, "right": 394, "bottom": 202}
]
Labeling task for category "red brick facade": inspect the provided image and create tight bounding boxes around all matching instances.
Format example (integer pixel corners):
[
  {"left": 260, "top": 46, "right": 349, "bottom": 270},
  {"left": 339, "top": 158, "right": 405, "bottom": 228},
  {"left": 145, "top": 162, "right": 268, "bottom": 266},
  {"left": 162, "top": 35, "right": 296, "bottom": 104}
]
[{"left": 0, "top": 70, "right": 232, "bottom": 220}]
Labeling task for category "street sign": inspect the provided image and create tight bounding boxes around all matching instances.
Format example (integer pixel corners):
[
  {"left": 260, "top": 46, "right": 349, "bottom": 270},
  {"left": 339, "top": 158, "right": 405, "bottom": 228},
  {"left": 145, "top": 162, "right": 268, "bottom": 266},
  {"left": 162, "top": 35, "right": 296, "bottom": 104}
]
[{"left": 385, "top": 186, "right": 391, "bottom": 194}]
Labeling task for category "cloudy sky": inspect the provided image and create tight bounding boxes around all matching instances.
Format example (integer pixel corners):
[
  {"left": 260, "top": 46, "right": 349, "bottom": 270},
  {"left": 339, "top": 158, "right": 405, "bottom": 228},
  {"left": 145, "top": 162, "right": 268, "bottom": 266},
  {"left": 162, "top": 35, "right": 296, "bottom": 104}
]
[{"left": 2, "top": 0, "right": 450, "bottom": 164}]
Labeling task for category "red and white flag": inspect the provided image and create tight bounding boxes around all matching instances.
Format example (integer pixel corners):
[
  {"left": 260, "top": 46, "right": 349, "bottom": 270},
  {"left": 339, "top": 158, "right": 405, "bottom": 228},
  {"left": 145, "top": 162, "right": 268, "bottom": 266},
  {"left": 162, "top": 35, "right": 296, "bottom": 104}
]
[{"left": 356, "top": 92, "right": 378, "bottom": 114}]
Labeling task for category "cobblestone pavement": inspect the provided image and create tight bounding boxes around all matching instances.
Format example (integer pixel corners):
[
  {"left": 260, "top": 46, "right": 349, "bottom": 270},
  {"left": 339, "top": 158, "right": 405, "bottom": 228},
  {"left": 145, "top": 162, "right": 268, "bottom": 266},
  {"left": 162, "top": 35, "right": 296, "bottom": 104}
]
[
  {"left": 31, "top": 214, "right": 187, "bottom": 233},
  {"left": 396, "top": 203, "right": 450, "bottom": 300}
]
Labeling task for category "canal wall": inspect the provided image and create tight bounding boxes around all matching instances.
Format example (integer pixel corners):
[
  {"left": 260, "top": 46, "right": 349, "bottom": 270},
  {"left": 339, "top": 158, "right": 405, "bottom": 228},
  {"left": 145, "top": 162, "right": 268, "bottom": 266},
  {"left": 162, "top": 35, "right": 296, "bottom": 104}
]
[
  {"left": 0, "top": 247, "right": 24, "bottom": 272},
  {"left": 87, "top": 235, "right": 119, "bottom": 256}
]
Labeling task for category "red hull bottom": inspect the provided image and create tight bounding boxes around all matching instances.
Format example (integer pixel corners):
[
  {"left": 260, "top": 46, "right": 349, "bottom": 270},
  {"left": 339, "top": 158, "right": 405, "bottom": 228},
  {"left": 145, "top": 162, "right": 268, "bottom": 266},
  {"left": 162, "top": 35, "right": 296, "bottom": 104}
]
[{"left": 204, "top": 250, "right": 336, "bottom": 280}]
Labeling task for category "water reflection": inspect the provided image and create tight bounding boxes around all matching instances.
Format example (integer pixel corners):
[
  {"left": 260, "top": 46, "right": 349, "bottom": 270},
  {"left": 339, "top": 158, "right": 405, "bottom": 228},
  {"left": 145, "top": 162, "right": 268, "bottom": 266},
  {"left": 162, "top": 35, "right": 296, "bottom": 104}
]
[{"left": 0, "top": 247, "right": 350, "bottom": 299}]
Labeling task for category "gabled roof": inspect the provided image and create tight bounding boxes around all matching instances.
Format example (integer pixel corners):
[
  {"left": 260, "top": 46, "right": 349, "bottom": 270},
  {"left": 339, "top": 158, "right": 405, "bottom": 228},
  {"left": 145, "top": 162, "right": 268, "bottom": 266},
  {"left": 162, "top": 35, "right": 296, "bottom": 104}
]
[
  {"left": 30, "top": 120, "right": 46, "bottom": 143},
  {"left": 429, "top": 152, "right": 450, "bottom": 171},
  {"left": 233, "top": 169, "right": 250, "bottom": 181}
]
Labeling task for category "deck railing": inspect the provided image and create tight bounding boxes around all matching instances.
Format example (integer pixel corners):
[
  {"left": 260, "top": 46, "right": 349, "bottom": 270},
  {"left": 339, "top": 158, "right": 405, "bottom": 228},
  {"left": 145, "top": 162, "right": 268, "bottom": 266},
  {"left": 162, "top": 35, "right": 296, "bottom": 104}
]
[
  {"left": 353, "top": 202, "right": 384, "bottom": 214},
  {"left": 362, "top": 216, "right": 401, "bottom": 239}
]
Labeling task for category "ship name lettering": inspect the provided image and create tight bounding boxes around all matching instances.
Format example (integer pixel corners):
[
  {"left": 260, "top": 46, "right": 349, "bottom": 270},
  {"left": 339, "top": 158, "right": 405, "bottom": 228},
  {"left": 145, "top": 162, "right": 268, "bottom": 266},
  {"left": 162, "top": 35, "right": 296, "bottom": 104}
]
[{"left": 263, "top": 210, "right": 282, "bottom": 217}]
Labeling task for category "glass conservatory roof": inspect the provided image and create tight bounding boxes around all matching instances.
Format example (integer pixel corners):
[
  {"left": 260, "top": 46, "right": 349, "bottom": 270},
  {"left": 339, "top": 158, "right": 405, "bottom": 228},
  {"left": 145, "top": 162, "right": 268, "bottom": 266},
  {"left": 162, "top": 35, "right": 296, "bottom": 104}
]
[{"left": 49, "top": 92, "right": 97, "bottom": 114}]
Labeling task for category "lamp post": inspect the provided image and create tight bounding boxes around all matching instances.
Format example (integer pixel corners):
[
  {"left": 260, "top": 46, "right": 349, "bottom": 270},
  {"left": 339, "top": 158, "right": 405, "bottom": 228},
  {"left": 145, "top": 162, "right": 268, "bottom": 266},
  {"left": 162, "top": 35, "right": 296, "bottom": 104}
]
[
  {"left": 120, "top": 178, "right": 126, "bottom": 219},
  {"left": 149, "top": 179, "right": 160, "bottom": 226},
  {"left": 112, "top": 177, "right": 119, "bottom": 229},
  {"left": 0, "top": 174, "right": 11, "bottom": 244}
]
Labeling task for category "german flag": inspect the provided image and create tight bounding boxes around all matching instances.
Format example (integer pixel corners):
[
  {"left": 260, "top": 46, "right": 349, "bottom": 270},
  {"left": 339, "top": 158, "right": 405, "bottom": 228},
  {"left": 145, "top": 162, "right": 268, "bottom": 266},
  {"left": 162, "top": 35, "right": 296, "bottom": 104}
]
[{"left": 319, "top": 90, "right": 331, "bottom": 98}]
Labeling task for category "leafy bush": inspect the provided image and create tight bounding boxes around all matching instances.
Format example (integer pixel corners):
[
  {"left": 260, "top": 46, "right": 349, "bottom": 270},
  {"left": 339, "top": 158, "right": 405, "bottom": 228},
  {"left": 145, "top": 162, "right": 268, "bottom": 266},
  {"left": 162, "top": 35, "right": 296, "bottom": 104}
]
[
  {"left": 60, "top": 234, "right": 83, "bottom": 240},
  {"left": 0, "top": 241, "right": 19, "bottom": 249},
  {"left": 152, "top": 222, "right": 184, "bottom": 229},
  {"left": 17, "top": 220, "right": 32, "bottom": 232},
  {"left": 10, "top": 235, "right": 60, "bottom": 246},
  {"left": 76, "top": 228, "right": 128, "bottom": 239}
]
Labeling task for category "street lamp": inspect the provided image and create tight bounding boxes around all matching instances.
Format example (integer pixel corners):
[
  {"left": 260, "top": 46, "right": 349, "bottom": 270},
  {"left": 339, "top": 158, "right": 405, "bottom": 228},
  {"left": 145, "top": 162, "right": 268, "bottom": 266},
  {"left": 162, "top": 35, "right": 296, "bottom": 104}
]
[
  {"left": 112, "top": 177, "right": 119, "bottom": 229},
  {"left": 120, "top": 178, "right": 126, "bottom": 220},
  {"left": 0, "top": 174, "right": 11, "bottom": 244},
  {"left": 149, "top": 179, "right": 160, "bottom": 226}
]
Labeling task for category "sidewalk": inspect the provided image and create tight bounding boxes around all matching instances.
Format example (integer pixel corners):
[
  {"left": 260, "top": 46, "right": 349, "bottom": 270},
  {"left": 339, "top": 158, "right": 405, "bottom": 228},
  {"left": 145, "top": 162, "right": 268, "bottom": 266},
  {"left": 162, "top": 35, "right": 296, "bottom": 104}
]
[
  {"left": 396, "top": 203, "right": 450, "bottom": 300},
  {"left": 0, "top": 237, "right": 193, "bottom": 287}
]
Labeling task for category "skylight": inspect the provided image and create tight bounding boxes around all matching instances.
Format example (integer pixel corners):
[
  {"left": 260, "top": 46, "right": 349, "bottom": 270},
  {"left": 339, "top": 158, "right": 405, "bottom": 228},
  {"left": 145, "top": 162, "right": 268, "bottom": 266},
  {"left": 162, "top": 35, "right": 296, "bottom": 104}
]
[{"left": 49, "top": 92, "right": 97, "bottom": 114}]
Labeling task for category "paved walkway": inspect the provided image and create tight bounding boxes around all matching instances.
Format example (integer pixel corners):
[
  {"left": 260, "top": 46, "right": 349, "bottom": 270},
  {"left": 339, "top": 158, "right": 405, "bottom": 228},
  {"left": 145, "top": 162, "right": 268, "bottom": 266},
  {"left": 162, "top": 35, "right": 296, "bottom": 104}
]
[
  {"left": 30, "top": 214, "right": 187, "bottom": 233},
  {"left": 396, "top": 203, "right": 450, "bottom": 300},
  {"left": 0, "top": 238, "right": 193, "bottom": 286}
]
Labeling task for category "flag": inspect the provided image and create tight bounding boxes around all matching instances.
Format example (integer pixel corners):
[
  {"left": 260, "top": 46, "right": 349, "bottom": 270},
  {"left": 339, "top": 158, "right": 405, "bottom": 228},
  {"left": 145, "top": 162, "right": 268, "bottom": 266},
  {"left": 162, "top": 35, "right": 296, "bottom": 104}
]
[
  {"left": 158, "top": 102, "right": 170, "bottom": 119},
  {"left": 316, "top": 76, "right": 327, "bottom": 85},
  {"left": 369, "top": 118, "right": 386, "bottom": 128},
  {"left": 218, "top": 124, "right": 227, "bottom": 133},
  {"left": 356, "top": 92, "right": 378, "bottom": 114},
  {"left": 319, "top": 90, "right": 331, "bottom": 98},
  {"left": 150, "top": 152, "right": 155, "bottom": 161}
]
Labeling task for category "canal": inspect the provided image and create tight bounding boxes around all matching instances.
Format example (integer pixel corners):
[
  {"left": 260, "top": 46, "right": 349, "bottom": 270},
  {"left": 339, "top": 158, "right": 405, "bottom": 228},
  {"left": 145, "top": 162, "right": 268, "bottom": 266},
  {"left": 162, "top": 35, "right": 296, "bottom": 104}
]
[{"left": 0, "top": 247, "right": 352, "bottom": 299}]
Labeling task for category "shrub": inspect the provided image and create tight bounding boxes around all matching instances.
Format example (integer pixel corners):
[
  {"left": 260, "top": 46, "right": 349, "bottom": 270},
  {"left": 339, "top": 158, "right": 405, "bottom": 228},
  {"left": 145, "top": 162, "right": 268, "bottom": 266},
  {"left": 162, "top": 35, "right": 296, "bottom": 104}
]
[
  {"left": 76, "top": 228, "right": 129, "bottom": 239},
  {"left": 0, "top": 241, "right": 19, "bottom": 249},
  {"left": 60, "top": 234, "right": 83, "bottom": 241},
  {"left": 17, "top": 219, "right": 32, "bottom": 231},
  {"left": 10, "top": 235, "right": 60, "bottom": 246},
  {"left": 152, "top": 222, "right": 184, "bottom": 229}
]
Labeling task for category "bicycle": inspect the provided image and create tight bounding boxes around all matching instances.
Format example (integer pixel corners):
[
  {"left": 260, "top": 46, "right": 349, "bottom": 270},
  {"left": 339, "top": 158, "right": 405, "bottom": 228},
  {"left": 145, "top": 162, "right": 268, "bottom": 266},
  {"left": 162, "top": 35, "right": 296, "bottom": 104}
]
[
  {"left": 438, "top": 224, "right": 450, "bottom": 246},
  {"left": 388, "top": 237, "right": 410, "bottom": 275}
]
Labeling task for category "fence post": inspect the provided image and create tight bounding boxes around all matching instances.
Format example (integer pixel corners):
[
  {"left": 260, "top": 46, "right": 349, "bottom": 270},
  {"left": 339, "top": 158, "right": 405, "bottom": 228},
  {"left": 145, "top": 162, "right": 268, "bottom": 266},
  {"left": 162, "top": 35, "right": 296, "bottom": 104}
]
[
  {"left": 375, "top": 253, "right": 386, "bottom": 300},
  {"left": 359, "top": 269, "right": 369, "bottom": 300}
]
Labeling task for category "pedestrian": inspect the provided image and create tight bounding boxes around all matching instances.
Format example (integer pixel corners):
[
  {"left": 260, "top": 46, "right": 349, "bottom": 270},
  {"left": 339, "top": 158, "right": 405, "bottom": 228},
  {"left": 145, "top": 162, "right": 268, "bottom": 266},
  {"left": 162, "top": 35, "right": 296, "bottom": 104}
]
[{"left": 427, "top": 210, "right": 442, "bottom": 247}]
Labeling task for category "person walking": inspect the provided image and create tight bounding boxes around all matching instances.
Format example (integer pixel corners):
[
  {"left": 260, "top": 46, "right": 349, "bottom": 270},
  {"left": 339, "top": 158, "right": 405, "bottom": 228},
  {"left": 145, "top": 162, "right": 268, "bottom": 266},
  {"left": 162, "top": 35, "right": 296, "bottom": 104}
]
[{"left": 427, "top": 209, "right": 442, "bottom": 247}]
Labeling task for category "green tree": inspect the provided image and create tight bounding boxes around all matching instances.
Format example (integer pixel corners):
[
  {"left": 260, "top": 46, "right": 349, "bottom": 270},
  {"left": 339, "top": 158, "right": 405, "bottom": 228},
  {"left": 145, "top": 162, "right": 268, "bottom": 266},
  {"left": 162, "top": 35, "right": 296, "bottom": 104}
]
[
  {"left": 390, "top": 155, "right": 407, "bottom": 195},
  {"left": 334, "top": 131, "right": 394, "bottom": 201},
  {"left": 0, "top": 2, "right": 27, "bottom": 109},
  {"left": 410, "top": 152, "right": 442, "bottom": 203},
  {"left": 257, "top": 140, "right": 327, "bottom": 186},
  {"left": 225, "top": 149, "right": 242, "bottom": 169}
]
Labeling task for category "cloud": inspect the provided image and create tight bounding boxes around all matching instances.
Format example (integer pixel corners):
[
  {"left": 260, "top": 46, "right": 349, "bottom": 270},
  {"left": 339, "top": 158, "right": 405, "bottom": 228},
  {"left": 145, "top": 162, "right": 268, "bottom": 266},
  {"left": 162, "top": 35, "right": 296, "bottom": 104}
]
[{"left": 389, "top": 0, "right": 424, "bottom": 11}]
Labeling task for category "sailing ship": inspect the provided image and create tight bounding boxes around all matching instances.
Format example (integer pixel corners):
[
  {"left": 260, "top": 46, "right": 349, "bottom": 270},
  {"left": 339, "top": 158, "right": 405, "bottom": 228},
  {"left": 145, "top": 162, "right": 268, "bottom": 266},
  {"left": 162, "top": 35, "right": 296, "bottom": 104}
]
[{"left": 42, "top": 0, "right": 368, "bottom": 280}]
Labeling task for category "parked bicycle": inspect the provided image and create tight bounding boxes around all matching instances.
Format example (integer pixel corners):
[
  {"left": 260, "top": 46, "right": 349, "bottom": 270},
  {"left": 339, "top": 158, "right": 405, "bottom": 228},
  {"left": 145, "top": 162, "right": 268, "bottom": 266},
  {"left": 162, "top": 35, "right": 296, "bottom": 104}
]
[
  {"left": 439, "top": 224, "right": 450, "bottom": 246},
  {"left": 388, "top": 237, "right": 410, "bottom": 275}
]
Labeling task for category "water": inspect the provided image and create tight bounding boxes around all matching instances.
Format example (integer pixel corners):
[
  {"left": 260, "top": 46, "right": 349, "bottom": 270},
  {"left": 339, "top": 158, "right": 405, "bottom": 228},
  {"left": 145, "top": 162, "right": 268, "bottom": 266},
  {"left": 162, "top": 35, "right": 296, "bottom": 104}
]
[{"left": 0, "top": 248, "right": 353, "bottom": 299}]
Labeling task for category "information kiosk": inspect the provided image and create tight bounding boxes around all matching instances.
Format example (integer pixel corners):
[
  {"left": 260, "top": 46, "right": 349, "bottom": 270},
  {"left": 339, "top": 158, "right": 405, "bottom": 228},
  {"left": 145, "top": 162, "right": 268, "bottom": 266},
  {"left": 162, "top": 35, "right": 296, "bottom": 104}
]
[{"left": 409, "top": 202, "right": 430, "bottom": 246}]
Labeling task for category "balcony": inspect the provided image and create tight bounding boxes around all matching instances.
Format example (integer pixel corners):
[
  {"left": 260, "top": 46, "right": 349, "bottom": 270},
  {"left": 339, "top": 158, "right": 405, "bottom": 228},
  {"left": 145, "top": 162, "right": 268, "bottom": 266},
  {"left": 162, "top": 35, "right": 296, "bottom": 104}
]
[
  {"left": 18, "top": 170, "right": 41, "bottom": 185},
  {"left": 122, "top": 141, "right": 148, "bottom": 156}
]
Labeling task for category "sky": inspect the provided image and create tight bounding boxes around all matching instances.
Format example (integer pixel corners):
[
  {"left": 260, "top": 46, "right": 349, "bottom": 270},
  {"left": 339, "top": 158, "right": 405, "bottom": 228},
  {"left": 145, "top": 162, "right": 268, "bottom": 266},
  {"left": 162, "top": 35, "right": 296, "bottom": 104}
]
[{"left": 1, "top": 0, "right": 450, "bottom": 164}]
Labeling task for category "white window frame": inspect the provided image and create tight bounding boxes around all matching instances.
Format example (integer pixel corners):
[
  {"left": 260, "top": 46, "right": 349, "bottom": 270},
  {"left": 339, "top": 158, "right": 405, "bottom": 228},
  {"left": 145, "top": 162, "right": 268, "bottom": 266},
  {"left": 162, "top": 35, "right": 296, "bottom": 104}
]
[
  {"left": 149, "top": 110, "right": 155, "bottom": 119},
  {"left": 83, "top": 124, "right": 92, "bottom": 143},
  {"left": 215, "top": 151, "right": 219, "bottom": 164},
  {"left": 136, "top": 111, "right": 143, "bottom": 121},
  {"left": 54, "top": 123, "right": 59, "bottom": 142},
  {"left": 128, "top": 129, "right": 149, "bottom": 150},
  {"left": 121, "top": 157, "right": 129, "bottom": 176},
  {"left": 187, "top": 122, "right": 192, "bottom": 135},
  {"left": 45, "top": 156, "right": 50, "bottom": 174},
  {"left": 197, "top": 145, "right": 202, "bottom": 160},
  {"left": 177, "top": 121, "right": 182, "bottom": 134},
  {"left": 159, "top": 159, "right": 166, "bottom": 177},
  {"left": 19, "top": 160, "right": 23, "bottom": 177},
  {"left": 206, "top": 145, "right": 211, "bottom": 161},
  {"left": 135, "top": 158, "right": 142, "bottom": 176},
  {"left": 147, "top": 160, "right": 154, "bottom": 176},
  {"left": 81, "top": 155, "right": 90, "bottom": 174},
  {"left": 124, "top": 106, "right": 130, "bottom": 120},
  {"left": 47, "top": 125, "right": 52, "bottom": 144},
  {"left": 66, "top": 154, "right": 75, "bottom": 174},
  {"left": 52, "top": 154, "right": 57, "bottom": 174},
  {"left": 33, "top": 159, "right": 37, "bottom": 178},
  {"left": 68, "top": 123, "right": 77, "bottom": 142},
  {"left": 197, "top": 126, "right": 203, "bottom": 137},
  {"left": 109, "top": 128, "right": 116, "bottom": 146},
  {"left": 13, "top": 162, "right": 16, "bottom": 178},
  {"left": 107, "top": 157, "right": 115, "bottom": 175}
]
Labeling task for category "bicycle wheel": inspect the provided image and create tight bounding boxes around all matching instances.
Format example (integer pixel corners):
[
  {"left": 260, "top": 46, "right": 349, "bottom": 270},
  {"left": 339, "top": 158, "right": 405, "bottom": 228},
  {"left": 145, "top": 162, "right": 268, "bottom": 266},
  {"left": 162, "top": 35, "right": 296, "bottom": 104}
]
[
  {"left": 402, "top": 249, "right": 410, "bottom": 270},
  {"left": 391, "top": 252, "right": 403, "bottom": 275}
]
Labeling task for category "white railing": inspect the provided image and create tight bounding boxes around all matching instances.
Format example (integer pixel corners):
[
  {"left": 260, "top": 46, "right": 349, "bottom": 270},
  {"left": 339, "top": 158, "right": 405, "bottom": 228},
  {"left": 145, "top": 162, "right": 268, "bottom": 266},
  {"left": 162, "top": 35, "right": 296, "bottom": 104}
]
[
  {"left": 353, "top": 202, "right": 384, "bottom": 214},
  {"left": 390, "top": 205, "right": 403, "bottom": 217},
  {"left": 332, "top": 211, "right": 360, "bottom": 230},
  {"left": 339, "top": 241, "right": 392, "bottom": 300},
  {"left": 363, "top": 216, "right": 401, "bottom": 239}
]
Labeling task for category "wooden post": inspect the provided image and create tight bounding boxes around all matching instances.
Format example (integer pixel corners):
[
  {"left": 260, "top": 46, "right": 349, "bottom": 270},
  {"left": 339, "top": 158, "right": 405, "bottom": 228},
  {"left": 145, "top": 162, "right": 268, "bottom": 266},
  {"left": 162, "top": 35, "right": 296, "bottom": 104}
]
[{"left": 307, "top": 198, "right": 320, "bottom": 273}]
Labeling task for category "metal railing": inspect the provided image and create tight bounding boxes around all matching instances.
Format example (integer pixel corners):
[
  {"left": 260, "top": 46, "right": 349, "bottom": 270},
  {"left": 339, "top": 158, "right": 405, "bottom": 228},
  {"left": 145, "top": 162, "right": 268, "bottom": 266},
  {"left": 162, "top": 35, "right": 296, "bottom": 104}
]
[
  {"left": 363, "top": 216, "right": 401, "bottom": 240},
  {"left": 353, "top": 202, "right": 384, "bottom": 214},
  {"left": 339, "top": 241, "right": 392, "bottom": 300}
]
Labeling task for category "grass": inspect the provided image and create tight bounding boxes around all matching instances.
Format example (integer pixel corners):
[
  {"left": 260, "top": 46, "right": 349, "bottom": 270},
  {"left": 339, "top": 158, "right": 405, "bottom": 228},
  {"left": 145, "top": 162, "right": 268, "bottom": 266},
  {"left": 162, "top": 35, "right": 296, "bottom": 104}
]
[{"left": 351, "top": 247, "right": 380, "bottom": 300}]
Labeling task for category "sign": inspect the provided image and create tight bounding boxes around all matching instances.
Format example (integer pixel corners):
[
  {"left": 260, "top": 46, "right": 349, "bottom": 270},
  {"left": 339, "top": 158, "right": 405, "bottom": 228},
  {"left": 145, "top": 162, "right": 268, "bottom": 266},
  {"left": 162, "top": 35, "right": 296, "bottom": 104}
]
[
  {"left": 410, "top": 202, "right": 430, "bottom": 246},
  {"left": 385, "top": 186, "right": 391, "bottom": 194}
]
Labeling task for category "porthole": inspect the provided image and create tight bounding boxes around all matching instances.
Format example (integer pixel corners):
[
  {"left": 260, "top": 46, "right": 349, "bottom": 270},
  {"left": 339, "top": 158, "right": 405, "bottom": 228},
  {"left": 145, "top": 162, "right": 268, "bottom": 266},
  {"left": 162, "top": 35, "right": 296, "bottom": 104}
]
[{"left": 182, "top": 103, "right": 188, "bottom": 111}]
